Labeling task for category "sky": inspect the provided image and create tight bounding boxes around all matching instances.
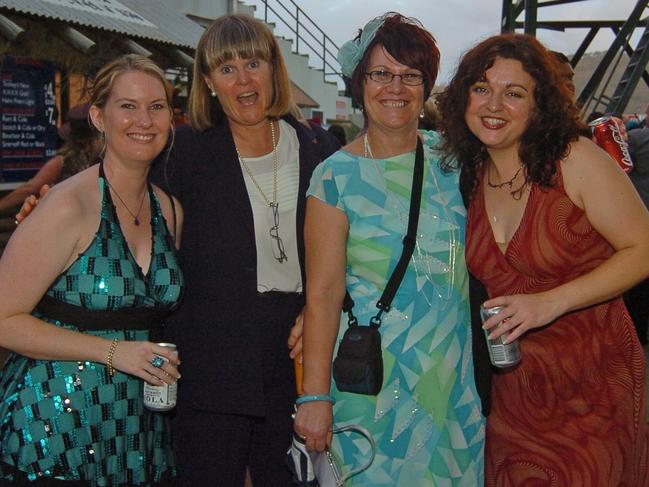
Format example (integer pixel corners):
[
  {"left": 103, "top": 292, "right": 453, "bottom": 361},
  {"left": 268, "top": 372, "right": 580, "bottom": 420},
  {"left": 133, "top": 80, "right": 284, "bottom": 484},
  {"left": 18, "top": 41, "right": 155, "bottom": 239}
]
[{"left": 247, "top": 0, "right": 640, "bottom": 83}]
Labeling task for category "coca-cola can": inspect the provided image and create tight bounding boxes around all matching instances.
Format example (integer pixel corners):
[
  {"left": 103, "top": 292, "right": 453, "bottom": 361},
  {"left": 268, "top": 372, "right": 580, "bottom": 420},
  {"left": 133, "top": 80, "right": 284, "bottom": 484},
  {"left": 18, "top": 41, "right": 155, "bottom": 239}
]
[
  {"left": 589, "top": 115, "right": 634, "bottom": 173},
  {"left": 143, "top": 343, "right": 177, "bottom": 411},
  {"left": 481, "top": 305, "right": 521, "bottom": 368}
]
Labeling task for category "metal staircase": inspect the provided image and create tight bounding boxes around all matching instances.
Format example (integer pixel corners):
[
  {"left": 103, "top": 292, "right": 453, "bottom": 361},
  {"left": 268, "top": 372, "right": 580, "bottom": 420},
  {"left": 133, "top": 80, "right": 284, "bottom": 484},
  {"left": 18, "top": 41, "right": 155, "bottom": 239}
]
[
  {"left": 605, "top": 22, "right": 649, "bottom": 115},
  {"left": 168, "top": 0, "right": 349, "bottom": 122},
  {"left": 256, "top": 0, "right": 341, "bottom": 86},
  {"left": 501, "top": 0, "right": 649, "bottom": 118}
]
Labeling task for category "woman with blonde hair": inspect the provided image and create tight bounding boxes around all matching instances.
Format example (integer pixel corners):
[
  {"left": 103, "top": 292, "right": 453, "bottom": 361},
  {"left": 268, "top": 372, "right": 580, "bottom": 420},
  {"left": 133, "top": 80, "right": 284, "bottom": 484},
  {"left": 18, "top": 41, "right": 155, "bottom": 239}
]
[
  {"left": 0, "top": 54, "right": 183, "bottom": 485},
  {"left": 154, "top": 13, "right": 337, "bottom": 486}
]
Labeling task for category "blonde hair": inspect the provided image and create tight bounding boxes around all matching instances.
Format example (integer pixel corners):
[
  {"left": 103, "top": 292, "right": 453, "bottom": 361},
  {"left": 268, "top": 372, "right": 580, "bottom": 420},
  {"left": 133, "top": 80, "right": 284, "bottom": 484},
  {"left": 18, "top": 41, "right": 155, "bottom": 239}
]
[
  {"left": 90, "top": 54, "right": 174, "bottom": 159},
  {"left": 89, "top": 54, "right": 173, "bottom": 112},
  {"left": 188, "top": 14, "right": 292, "bottom": 131}
]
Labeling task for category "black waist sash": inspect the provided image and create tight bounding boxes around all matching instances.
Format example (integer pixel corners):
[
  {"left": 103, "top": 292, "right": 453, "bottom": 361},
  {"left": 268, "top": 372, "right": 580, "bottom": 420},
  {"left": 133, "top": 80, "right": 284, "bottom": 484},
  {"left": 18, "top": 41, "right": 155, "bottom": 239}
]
[{"left": 35, "top": 294, "right": 171, "bottom": 340}]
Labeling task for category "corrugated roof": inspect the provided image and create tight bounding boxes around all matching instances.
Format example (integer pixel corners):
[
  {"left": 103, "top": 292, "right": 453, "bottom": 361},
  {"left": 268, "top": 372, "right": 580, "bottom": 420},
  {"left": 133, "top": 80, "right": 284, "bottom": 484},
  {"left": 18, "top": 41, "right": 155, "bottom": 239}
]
[{"left": 0, "top": 0, "right": 204, "bottom": 48}]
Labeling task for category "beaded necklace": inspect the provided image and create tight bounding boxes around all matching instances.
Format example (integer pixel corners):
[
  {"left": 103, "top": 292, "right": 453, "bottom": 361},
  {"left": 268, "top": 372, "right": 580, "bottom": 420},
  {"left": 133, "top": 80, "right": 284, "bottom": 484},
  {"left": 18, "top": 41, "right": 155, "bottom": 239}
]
[{"left": 363, "top": 132, "right": 458, "bottom": 303}]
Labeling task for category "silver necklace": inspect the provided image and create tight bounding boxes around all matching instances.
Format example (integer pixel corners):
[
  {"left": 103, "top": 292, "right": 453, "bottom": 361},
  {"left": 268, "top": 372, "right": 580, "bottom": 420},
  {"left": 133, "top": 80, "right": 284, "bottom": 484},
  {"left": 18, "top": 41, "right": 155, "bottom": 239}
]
[
  {"left": 363, "top": 133, "right": 410, "bottom": 215},
  {"left": 363, "top": 132, "right": 458, "bottom": 303},
  {"left": 235, "top": 119, "right": 287, "bottom": 263}
]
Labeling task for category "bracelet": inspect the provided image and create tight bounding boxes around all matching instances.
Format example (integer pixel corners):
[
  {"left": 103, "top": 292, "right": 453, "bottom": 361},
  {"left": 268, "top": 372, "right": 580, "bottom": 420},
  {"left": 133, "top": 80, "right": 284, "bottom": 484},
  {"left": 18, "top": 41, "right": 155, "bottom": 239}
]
[
  {"left": 106, "top": 338, "right": 118, "bottom": 377},
  {"left": 295, "top": 394, "right": 336, "bottom": 406}
]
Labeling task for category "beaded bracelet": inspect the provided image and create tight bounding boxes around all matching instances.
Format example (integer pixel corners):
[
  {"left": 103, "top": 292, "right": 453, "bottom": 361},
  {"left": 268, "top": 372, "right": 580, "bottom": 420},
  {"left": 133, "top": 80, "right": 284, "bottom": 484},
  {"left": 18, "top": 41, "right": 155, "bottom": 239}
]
[
  {"left": 295, "top": 394, "right": 336, "bottom": 406},
  {"left": 106, "top": 338, "right": 118, "bottom": 377}
]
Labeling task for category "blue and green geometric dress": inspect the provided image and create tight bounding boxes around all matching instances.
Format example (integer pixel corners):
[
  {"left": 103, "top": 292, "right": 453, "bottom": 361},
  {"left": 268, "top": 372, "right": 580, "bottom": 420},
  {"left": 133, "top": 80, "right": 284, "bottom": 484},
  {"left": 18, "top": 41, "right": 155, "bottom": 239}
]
[
  {"left": 307, "top": 130, "right": 485, "bottom": 486},
  {"left": 0, "top": 167, "right": 183, "bottom": 486}
]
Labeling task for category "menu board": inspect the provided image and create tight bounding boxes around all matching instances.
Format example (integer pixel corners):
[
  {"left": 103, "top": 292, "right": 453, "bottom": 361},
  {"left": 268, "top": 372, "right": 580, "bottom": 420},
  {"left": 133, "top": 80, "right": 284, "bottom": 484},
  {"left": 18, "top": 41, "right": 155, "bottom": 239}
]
[{"left": 0, "top": 55, "right": 58, "bottom": 182}]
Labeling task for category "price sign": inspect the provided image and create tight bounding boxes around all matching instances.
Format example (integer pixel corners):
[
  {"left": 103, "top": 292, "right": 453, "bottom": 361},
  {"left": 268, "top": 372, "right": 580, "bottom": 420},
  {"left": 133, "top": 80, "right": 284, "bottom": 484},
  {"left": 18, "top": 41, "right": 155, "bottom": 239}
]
[{"left": 0, "top": 55, "right": 58, "bottom": 182}]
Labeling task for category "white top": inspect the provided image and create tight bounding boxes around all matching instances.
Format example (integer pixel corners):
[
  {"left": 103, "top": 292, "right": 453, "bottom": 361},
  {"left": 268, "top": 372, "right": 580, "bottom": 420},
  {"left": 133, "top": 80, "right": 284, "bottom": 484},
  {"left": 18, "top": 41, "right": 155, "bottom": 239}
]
[{"left": 240, "top": 119, "right": 303, "bottom": 293}]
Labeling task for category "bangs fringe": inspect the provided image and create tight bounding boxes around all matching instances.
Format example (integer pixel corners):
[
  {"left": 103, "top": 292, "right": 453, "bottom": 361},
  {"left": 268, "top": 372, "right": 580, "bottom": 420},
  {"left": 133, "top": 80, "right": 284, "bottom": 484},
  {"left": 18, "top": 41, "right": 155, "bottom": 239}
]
[{"left": 201, "top": 22, "right": 273, "bottom": 72}]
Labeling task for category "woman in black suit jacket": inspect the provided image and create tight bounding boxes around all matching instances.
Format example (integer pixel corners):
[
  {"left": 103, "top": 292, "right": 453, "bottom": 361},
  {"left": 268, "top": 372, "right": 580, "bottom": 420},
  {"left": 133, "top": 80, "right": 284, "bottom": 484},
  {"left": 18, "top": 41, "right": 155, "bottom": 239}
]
[{"left": 154, "top": 14, "right": 338, "bottom": 487}]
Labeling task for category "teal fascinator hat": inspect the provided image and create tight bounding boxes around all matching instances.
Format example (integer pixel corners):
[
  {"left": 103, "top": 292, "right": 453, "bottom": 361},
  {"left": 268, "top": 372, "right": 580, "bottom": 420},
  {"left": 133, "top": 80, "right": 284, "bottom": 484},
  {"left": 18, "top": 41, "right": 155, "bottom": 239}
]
[{"left": 337, "top": 15, "right": 386, "bottom": 78}]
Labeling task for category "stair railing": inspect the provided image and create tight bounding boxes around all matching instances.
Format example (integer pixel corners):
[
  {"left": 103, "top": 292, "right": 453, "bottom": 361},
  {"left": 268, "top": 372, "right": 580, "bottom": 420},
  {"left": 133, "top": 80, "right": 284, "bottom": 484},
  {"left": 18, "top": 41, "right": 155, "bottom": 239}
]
[
  {"left": 259, "top": 0, "right": 342, "bottom": 85},
  {"left": 577, "top": 0, "right": 649, "bottom": 115}
]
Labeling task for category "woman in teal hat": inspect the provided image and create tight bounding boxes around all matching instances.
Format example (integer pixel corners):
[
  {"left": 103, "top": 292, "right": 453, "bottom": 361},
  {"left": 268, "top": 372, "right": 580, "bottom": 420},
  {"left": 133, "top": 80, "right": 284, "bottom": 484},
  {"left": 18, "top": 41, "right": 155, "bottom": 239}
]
[{"left": 294, "top": 12, "right": 485, "bottom": 485}]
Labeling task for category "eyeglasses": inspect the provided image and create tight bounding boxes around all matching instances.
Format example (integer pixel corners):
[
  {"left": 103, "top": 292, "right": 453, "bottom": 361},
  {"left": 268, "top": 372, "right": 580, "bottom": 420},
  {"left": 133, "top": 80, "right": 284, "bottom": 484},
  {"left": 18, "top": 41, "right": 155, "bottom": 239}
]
[
  {"left": 365, "top": 70, "right": 425, "bottom": 86},
  {"left": 268, "top": 203, "right": 288, "bottom": 263}
]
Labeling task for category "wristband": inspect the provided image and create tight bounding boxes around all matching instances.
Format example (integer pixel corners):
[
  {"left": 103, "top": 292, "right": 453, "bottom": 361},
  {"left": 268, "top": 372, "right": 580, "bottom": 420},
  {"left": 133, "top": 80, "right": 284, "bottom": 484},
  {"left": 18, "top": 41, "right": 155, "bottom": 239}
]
[{"left": 295, "top": 394, "right": 336, "bottom": 406}]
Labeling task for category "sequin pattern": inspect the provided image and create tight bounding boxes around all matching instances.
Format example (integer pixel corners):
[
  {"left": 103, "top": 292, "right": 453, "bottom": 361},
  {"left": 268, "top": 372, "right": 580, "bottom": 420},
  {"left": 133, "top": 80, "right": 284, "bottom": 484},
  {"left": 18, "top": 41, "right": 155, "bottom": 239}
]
[{"left": 0, "top": 175, "right": 183, "bottom": 485}]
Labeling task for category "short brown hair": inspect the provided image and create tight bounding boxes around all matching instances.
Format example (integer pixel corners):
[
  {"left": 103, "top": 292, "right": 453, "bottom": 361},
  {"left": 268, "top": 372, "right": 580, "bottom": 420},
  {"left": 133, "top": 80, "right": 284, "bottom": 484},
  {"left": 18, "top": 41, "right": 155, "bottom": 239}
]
[
  {"left": 188, "top": 14, "right": 292, "bottom": 131},
  {"left": 348, "top": 13, "right": 440, "bottom": 117}
]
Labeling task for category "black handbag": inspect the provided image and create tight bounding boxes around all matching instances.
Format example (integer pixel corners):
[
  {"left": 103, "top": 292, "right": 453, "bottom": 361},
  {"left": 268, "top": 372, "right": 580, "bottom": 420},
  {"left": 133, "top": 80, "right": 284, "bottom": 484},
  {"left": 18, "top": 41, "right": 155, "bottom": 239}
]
[{"left": 332, "top": 138, "right": 424, "bottom": 396}]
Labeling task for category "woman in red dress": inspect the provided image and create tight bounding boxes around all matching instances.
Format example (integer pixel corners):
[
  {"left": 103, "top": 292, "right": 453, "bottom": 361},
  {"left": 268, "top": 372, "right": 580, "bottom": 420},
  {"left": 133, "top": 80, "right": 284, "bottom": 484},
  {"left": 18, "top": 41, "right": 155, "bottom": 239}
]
[{"left": 438, "top": 33, "right": 649, "bottom": 486}]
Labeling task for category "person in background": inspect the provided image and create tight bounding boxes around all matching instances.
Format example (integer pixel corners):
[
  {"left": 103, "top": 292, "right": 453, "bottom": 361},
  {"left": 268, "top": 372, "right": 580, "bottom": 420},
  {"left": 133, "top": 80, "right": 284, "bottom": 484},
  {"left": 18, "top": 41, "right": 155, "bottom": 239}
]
[
  {"left": 550, "top": 50, "right": 576, "bottom": 99},
  {"left": 1, "top": 104, "right": 100, "bottom": 217},
  {"left": 294, "top": 12, "right": 485, "bottom": 484},
  {"left": 154, "top": 14, "right": 337, "bottom": 486},
  {"left": 438, "top": 33, "right": 649, "bottom": 486},
  {"left": 418, "top": 97, "right": 440, "bottom": 131},
  {"left": 0, "top": 54, "right": 183, "bottom": 485},
  {"left": 326, "top": 123, "right": 347, "bottom": 146},
  {"left": 625, "top": 104, "right": 649, "bottom": 344},
  {"left": 625, "top": 113, "right": 642, "bottom": 131}
]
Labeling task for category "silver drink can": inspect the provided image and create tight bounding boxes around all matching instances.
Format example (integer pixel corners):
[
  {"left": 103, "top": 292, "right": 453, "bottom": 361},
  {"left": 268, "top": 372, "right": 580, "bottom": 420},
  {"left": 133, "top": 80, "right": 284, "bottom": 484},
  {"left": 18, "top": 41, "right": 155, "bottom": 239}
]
[
  {"left": 481, "top": 305, "right": 521, "bottom": 368},
  {"left": 143, "top": 343, "right": 177, "bottom": 411}
]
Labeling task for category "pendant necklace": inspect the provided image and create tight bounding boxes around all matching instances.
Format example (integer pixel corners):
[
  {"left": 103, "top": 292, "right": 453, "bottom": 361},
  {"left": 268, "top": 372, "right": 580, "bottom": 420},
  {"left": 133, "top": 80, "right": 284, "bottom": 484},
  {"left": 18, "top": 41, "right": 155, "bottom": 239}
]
[
  {"left": 363, "top": 132, "right": 458, "bottom": 303},
  {"left": 236, "top": 119, "right": 278, "bottom": 207},
  {"left": 104, "top": 174, "right": 147, "bottom": 226}
]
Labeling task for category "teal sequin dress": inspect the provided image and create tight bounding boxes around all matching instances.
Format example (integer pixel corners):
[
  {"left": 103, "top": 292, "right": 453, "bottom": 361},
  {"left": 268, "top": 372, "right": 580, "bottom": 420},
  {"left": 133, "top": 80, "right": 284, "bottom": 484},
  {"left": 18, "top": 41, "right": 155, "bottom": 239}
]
[
  {"left": 0, "top": 165, "right": 183, "bottom": 486},
  {"left": 307, "top": 131, "right": 485, "bottom": 486}
]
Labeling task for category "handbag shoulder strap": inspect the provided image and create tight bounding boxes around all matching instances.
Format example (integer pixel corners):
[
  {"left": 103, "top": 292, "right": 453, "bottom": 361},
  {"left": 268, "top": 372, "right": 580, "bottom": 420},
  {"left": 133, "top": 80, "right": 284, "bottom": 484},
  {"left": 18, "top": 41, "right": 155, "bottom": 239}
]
[{"left": 343, "top": 136, "right": 424, "bottom": 328}]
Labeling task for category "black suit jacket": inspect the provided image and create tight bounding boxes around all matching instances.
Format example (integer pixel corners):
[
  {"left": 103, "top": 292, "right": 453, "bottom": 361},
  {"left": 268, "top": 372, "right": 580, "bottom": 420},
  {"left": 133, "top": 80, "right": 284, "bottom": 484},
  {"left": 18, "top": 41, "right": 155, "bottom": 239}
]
[{"left": 152, "top": 115, "right": 332, "bottom": 416}]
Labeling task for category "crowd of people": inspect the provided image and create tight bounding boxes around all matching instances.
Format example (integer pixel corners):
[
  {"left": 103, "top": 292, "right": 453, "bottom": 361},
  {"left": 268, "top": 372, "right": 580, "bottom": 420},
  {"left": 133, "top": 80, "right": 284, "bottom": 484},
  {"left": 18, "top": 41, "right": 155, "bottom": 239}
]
[{"left": 0, "top": 9, "right": 648, "bottom": 487}]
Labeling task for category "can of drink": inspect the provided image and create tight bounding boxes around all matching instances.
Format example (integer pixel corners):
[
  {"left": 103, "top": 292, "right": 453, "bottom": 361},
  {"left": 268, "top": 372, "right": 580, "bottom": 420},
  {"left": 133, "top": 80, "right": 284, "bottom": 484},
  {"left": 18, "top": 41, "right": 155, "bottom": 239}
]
[
  {"left": 481, "top": 305, "right": 521, "bottom": 368},
  {"left": 589, "top": 115, "right": 634, "bottom": 173},
  {"left": 143, "top": 343, "right": 177, "bottom": 411}
]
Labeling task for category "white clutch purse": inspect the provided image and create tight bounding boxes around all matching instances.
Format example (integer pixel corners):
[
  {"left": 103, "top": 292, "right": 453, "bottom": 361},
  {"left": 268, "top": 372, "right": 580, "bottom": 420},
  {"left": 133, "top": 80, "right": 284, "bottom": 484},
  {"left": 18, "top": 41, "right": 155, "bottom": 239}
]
[{"left": 286, "top": 424, "right": 375, "bottom": 487}]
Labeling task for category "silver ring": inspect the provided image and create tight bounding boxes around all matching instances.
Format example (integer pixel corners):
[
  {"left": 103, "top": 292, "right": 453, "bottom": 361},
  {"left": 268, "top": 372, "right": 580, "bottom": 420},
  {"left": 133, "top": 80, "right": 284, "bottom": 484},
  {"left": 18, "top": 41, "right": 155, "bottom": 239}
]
[{"left": 150, "top": 356, "right": 165, "bottom": 368}]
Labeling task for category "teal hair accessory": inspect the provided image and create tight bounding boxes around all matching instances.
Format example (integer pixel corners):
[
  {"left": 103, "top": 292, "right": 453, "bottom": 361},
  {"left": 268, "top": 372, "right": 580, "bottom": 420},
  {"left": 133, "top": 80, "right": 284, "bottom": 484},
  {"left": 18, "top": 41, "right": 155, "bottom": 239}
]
[{"left": 337, "top": 16, "right": 386, "bottom": 78}]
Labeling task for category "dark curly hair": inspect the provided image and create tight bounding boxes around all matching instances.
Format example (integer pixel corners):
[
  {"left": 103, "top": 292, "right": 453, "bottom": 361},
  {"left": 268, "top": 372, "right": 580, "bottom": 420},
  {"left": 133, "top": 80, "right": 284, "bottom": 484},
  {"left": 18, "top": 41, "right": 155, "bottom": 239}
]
[
  {"left": 437, "top": 33, "right": 585, "bottom": 202},
  {"left": 348, "top": 12, "right": 440, "bottom": 121}
]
